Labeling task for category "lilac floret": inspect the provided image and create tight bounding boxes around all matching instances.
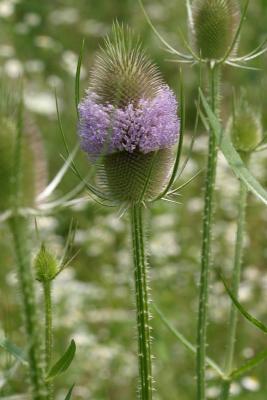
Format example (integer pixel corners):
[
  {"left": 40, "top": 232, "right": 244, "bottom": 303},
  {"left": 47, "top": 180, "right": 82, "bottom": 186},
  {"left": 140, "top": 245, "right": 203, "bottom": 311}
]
[{"left": 78, "top": 86, "right": 179, "bottom": 159}]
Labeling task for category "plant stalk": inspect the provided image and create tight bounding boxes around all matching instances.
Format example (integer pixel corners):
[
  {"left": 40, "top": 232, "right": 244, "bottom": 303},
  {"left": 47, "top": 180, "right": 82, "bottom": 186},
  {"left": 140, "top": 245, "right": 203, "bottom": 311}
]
[
  {"left": 220, "top": 177, "right": 248, "bottom": 400},
  {"left": 196, "top": 64, "right": 221, "bottom": 400},
  {"left": 43, "top": 280, "right": 53, "bottom": 399},
  {"left": 130, "top": 204, "right": 152, "bottom": 400},
  {"left": 9, "top": 216, "right": 45, "bottom": 399}
]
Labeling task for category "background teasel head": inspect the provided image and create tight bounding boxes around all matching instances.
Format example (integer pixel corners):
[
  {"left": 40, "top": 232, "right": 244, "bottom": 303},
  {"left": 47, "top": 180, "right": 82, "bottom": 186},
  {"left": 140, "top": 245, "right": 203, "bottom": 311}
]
[
  {"left": 191, "top": 0, "right": 240, "bottom": 60},
  {"left": 78, "top": 23, "right": 180, "bottom": 204},
  {"left": 0, "top": 82, "right": 47, "bottom": 212},
  {"left": 227, "top": 95, "right": 263, "bottom": 154}
]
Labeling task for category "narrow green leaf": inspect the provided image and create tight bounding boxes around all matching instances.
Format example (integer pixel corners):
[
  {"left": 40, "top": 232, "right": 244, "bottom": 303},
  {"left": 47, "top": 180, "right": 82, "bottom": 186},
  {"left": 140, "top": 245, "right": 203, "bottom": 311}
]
[
  {"left": 64, "top": 384, "right": 75, "bottom": 400},
  {"left": 46, "top": 340, "right": 76, "bottom": 381},
  {"left": 200, "top": 91, "right": 267, "bottom": 205},
  {"left": 221, "top": 275, "right": 267, "bottom": 334},
  {"left": 230, "top": 348, "right": 267, "bottom": 380},
  {"left": 154, "top": 71, "right": 185, "bottom": 201},
  {"left": 153, "top": 304, "right": 224, "bottom": 377},
  {"left": 0, "top": 337, "right": 28, "bottom": 366},
  {"left": 75, "top": 39, "right": 85, "bottom": 118}
]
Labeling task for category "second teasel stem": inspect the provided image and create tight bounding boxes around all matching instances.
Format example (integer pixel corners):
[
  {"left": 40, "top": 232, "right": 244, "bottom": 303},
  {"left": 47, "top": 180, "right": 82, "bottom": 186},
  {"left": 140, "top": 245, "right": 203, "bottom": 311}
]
[
  {"left": 43, "top": 280, "right": 53, "bottom": 399},
  {"left": 196, "top": 64, "right": 221, "bottom": 400},
  {"left": 9, "top": 216, "right": 46, "bottom": 399},
  {"left": 130, "top": 204, "right": 152, "bottom": 400},
  {"left": 220, "top": 176, "right": 248, "bottom": 400}
]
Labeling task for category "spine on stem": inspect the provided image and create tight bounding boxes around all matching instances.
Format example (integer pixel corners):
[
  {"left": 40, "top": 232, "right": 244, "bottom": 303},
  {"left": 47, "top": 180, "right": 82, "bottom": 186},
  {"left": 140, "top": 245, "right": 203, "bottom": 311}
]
[
  {"left": 131, "top": 204, "right": 153, "bottom": 400},
  {"left": 196, "top": 64, "right": 221, "bottom": 400}
]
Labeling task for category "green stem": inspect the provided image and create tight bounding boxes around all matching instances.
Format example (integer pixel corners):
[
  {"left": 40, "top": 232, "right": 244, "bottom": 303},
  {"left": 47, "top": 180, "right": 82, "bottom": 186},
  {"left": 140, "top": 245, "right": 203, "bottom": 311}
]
[
  {"left": 9, "top": 216, "right": 45, "bottom": 399},
  {"left": 43, "top": 280, "right": 53, "bottom": 399},
  {"left": 220, "top": 178, "right": 248, "bottom": 400},
  {"left": 196, "top": 65, "right": 221, "bottom": 400},
  {"left": 130, "top": 204, "right": 152, "bottom": 400}
]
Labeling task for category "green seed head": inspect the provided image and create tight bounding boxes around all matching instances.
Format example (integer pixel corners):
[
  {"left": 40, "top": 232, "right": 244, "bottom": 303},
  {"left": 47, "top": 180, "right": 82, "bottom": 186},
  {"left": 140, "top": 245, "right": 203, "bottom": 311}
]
[
  {"left": 191, "top": 0, "right": 240, "bottom": 60},
  {"left": 89, "top": 22, "right": 163, "bottom": 107},
  {"left": 34, "top": 245, "right": 58, "bottom": 282},
  {"left": 228, "top": 100, "right": 263, "bottom": 153},
  {"left": 97, "top": 149, "right": 174, "bottom": 203}
]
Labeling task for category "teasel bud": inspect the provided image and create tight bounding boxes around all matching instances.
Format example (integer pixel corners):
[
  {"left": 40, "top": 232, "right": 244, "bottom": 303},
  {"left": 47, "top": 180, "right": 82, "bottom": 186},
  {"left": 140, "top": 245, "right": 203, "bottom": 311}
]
[
  {"left": 0, "top": 82, "right": 47, "bottom": 212},
  {"left": 78, "top": 23, "right": 179, "bottom": 204},
  {"left": 191, "top": 0, "right": 240, "bottom": 60},
  {"left": 227, "top": 98, "right": 263, "bottom": 154},
  {"left": 34, "top": 244, "right": 58, "bottom": 282}
]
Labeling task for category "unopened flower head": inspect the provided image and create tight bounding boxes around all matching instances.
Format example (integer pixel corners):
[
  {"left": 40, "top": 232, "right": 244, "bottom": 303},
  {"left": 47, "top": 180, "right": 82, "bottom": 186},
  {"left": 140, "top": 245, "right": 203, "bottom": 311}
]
[
  {"left": 228, "top": 99, "right": 263, "bottom": 154},
  {"left": 191, "top": 0, "right": 240, "bottom": 60},
  {"left": 34, "top": 244, "right": 58, "bottom": 282},
  {"left": 78, "top": 23, "right": 180, "bottom": 203}
]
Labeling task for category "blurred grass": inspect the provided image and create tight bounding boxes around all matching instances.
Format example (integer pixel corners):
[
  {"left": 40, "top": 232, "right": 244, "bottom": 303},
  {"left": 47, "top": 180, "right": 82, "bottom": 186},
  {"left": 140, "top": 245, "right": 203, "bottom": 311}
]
[{"left": 0, "top": 0, "right": 267, "bottom": 399}]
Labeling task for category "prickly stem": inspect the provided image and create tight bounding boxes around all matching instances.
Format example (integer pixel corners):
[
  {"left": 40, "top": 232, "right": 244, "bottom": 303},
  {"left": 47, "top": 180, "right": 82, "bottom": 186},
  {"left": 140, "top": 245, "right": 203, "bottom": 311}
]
[
  {"left": 9, "top": 216, "right": 46, "bottom": 399},
  {"left": 130, "top": 204, "right": 153, "bottom": 400},
  {"left": 196, "top": 64, "right": 221, "bottom": 400}
]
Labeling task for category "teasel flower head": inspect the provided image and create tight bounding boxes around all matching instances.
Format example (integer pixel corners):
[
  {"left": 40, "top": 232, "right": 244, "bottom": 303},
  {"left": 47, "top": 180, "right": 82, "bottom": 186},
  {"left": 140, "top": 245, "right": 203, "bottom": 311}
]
[
  {"left": 191, "top": 0, "right": 240, "bottom": 60},
  {"left": 227, "top": 96, "right": 263, "bottom": 154},
  {"left": 139, "top": 0, "right": 267, "bottom": 68},
  {"left": 78, "top": 23, "right": 180, "bottom": 205}
]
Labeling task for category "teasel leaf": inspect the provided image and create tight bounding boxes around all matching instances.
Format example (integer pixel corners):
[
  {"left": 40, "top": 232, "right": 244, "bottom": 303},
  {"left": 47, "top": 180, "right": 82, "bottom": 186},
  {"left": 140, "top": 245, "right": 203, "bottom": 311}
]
[
  {"left": 154, "top": 70, "right": 185, "bottom": 201},
  {"left": 221, "top": 275, "right": 267, "bottom": 334},
  {"left": 200, "top": 90, "right": 267, "bottom": 205},
  {"left": 229, "top": 348, "right": 267, "bottom": 380},
  {"left": 37, "top": 145, "right": 79, "bottom": 202},
  {"left": 153, "top": 303, "right": 224, "bottom": 377},
  {"left": 64, "top": 384, "right": 75, "bottom": 400},
  {"left": 46, "top": 340, "right": 76, "bottom": 381},
  {"left": 0, "top": 337, "right": 28, "bottom": 366},
  {"left": 75, "top": 39, "right": 85, "bottom": 118}
]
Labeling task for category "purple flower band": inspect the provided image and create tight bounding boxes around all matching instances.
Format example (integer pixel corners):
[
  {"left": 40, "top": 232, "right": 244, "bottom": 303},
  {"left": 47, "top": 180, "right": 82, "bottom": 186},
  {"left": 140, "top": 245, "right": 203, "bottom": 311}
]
[{"left": 78, "top": 86, "right": 179, "bottom": 159}]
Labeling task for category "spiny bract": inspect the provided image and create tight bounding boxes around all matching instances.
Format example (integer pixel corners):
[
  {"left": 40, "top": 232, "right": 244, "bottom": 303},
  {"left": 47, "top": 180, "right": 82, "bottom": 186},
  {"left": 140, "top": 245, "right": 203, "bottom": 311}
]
[
  {"left": 78, "top": 23, "right": 179, "bottom": 204},
  {"left": 191, "top": 0, "right": 240, "bottom": 60}
]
